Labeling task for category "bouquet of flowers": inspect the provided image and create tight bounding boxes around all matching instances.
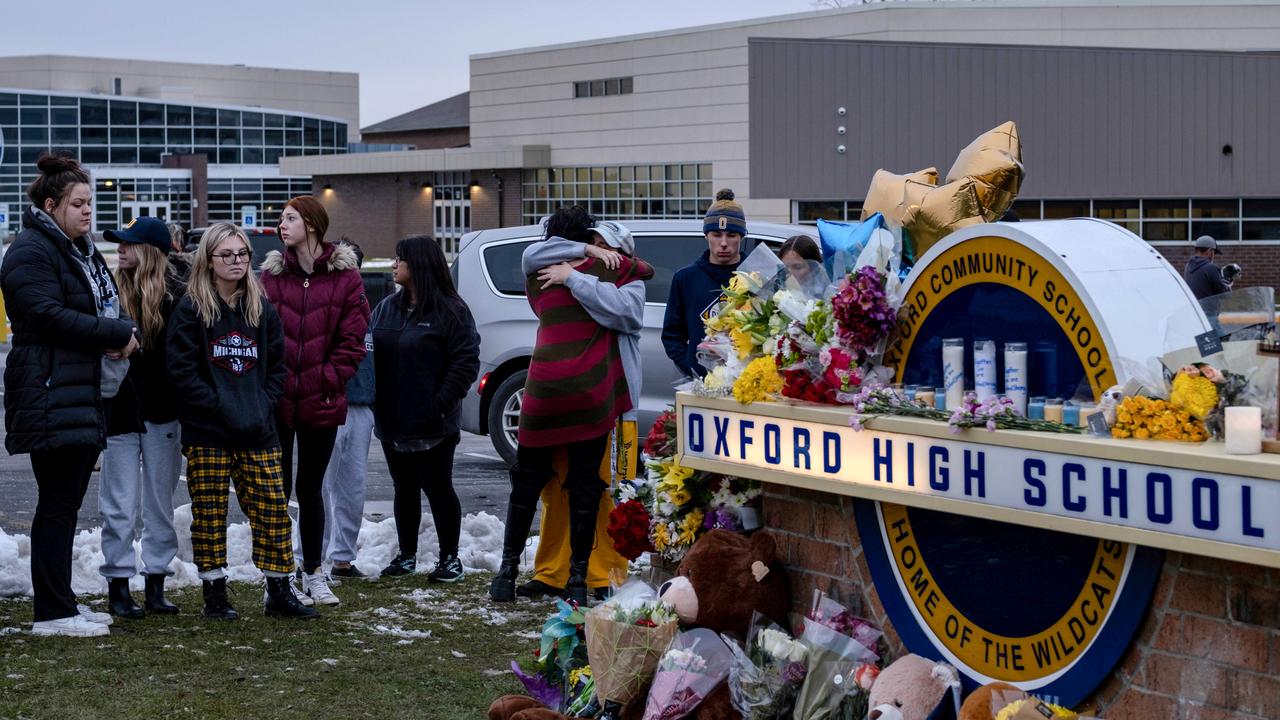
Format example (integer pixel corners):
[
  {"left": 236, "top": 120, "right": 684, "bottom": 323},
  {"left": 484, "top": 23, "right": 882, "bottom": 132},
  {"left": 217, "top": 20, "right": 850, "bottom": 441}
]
[
  {"left": 643, "top": 408, "right": 677, "bottom": 457},
  {"left": 733, "top": 355, "right": 785, "bottom": 404},
  {"left": 1170, "top": 362, "right": 1248, "bottom": 439},
  {"left": 638, "top": 409, "right": 721, "bottom": 562},
  {"left": 703, "top": 477, "right": 762, "bottom": 532},
  {"left": 830, "top": 265, "right": 897, "bottom": 355},
  {"left": 947, "top": 392, "right": 1085, "bottom": 434},
  {"left": 642, "top": 629, "right": 734, "bottom": 720},
  {"left": 793, "top": 591, "right": 882, "bottom": 720},
  {"left": 608, "top": 499, "right": 656, "bottom": 561},
  {"left": 585, "top": 580, "right": 681, "bottom": 720},
  {"left": 1111, "top": 395, "right": 1207, "bottom": 442},
  {"left": 511, "top": 599, "right": 590, "bottom": 712},
  {"left": 725, "top": 614, "right": 810, "bottom": 719}
]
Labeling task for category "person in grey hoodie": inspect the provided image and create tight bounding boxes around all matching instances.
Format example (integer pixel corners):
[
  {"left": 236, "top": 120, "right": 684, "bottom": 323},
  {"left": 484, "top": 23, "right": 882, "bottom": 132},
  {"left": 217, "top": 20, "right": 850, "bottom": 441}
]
[{"left": 518, "top": 219, "right": 643, "bottom": 600}]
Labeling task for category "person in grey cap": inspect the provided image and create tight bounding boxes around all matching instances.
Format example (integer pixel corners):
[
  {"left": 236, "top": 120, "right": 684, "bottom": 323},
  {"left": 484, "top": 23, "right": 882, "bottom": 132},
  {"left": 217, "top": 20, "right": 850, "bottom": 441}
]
[{"left": 1184, "top": 235, "right": 1229, "bottom": 300}]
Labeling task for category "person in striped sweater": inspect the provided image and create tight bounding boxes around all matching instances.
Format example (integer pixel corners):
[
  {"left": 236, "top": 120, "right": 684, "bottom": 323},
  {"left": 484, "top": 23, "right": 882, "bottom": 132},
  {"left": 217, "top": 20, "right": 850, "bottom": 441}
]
[{"left": 490, "top": 207, "right": 654, "bottom": 605}]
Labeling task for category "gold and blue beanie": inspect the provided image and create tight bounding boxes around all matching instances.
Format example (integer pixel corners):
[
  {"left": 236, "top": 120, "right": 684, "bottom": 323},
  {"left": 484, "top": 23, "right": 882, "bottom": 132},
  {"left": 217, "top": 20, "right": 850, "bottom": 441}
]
[{"left": 703, "top": 188, "right": 747, "bottom": 236}]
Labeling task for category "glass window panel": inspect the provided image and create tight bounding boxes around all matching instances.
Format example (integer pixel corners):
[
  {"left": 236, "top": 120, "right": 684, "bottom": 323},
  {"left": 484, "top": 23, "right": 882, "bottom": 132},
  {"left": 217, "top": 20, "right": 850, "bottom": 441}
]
[
  {"left": 605, "top": 166, "right": 618, "bottom": 183},
  {"left": 1143, "top": 199, "right": 1189, "bottom": 219},
  {"left": 620, "top": 77, "right": 633, "bottom": 94},
  {"left": 634, "top": 235, "right": 715, "bottom": 302},
  {"left": 1107, "top": 221, "right": 1142, "bottom": 235},
  {"left": 20, "top": 107, "right": 48, "bottom": 125},
  {"left": 1191, "top": 199, "right": 1237, "bottom": 218},
  {"left": 218, "top": 109, "right": 240, "bottom": 127},
  {"left": 167, "top": 145, "right": 192, "bottom": 155},
  {"left": 138, "top": 103, "right": 164, "bottom": 126},
  {"left": 604, "top": 182, "right": 617, "bottom": 199},
  {"left": 666, "top": 164, "right": 681, "bottom": 181},
  {"left": 1191, "top": 220, "right": 1238, "bottom": 242},
  {"left": 82, "top": 126, "right": 108, "bottom": 144},
  {"left": 1243, "top": 221, "right": 1280, "bottom": 240},
  {"left": 109, "top": 101, "right": 137, "bottom": 125},
  {"left": 194, "top": 128, "right": 217, "bottom": 145},
  {"left": 1093, "top": 200, "right": 1139, "bottom": 220},
  {"left": 219, "top": 128, "right": 240, "bottom": 146},
  {"left": 285, "top": 115, "right": 302, "bottom": 129},
  {"left": 264, "top": 129, "right": 283, "bottom": 146},
  {"left": 320, "top": 122, "right": 334, "bottom": 146},
  {"left": 52, "top": 127, "right": 77, "bottom": 145},
  {"left": 0, "top": 93, "right": 17, "bottom": 105},
  {"left": 590, "top": 167, "right": 604, "bottom": 182},
  {"left": 50, "top": 107, "right": 77, "bottom": 126},
  {"left": 242, "top": 128, "right": 263, "bottom": 145},
  {"left": 218, "top": 148, "right": 240, "bottom": 164},
  {"left": 483, "top": 241, "right": 536, "bottom": 295},
  {"left": 140, "top": 128, "right": 165, "bottom": 146},
  {"left": 242, "top": 111, "right": 263, "bottom": 127},
  {"left": 682, "top": 182, "right": 697, "bottom": 198},
  {"left": 139, "top": 147, "right": 162, "bottom": 164},
  {"left": 1242, "top": 199, "right": 1280, "bottom": 218},
  {"left": 303, "top": 118, "right": 319, "bottom": 146},
  {"left": 681, "top": 164, "right": 697, "bottom": 182},
  {"left": 0, "top": 108, "right": 14, "bottom": 124},
  {"left": 265, "top": 114, "right": 284, "bottom": 128},
  {"left": 167, "top": 105, "right": 192, "bottom": 126},
  {"left": 49, "top": 95, "right": 77, "bottom": 106},
  {"left": 591, "top": 80, "right": 606, "bottom": 97},
  {"left": 1008, "top": 200, "right": 1040, "bottom": 220},
  {"left": 264, "top": 148, "right": 282, "bottom": 164},
  {"left": 18, "top": 146, "right": 43, "bottom": 163},
  {"left": 167, "top": 127, "right": 192, "bottom": 145},
  {"left": 19, "top": 94, "right": 49, "bottom": 106},
  {"left": 195, "top": 146, "right": 218, "bottom": 159},
  {"left": 1143, "top": 221, "right": 1189, "bottom": 242},
  {"left": 193, "top": 107, "right": 217, "bottom": 126},
  {"left": 111, "top": 127, "right": 137, "bottom": 144},
  {"left": 242, "top": 147, "right": 263, "bottom": 164},
  {"left": 285, "top": 129, "right": 302, "bottom": 147},
  {"left": 1042, "top": 200, "right": 1089, "bottom": 219},
  {"left": 619, "top": 166, "right": 633, "bottom": 182},
  {"left": 81, "top": 99, "right": 108, "bottom": 125},
  {"left": 20, "top": 127, "right": 48, "bottom": 144},
  {"left": 111, "top": 146, "right": 138, "bottom": 164},
  {"left": 336, "top": 125, "right": 347, "bottom": 148},
  {"left": 698, "top": 164, "right": 712, "bottom": 180},
  {"left": 796, "top": 201, "right": 845, "bottom": 223}
]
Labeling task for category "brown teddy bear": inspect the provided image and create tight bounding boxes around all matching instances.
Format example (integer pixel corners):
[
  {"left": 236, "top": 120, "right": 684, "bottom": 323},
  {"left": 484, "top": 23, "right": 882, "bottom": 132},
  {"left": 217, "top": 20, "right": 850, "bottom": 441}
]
[
  {"left": 957, "top": 682, "right": 1022, "bottom": 720},
  {"left": 866, "top": 654, "right": 962, "bottom": 720},
  {"left": 487, "top": 529, "right": 790, "bottom": 720}
]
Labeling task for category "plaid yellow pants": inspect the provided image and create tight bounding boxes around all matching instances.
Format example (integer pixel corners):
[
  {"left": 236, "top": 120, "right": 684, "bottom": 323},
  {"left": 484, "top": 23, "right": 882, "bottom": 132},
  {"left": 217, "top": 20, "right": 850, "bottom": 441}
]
[{"left": 184, "top": 446, "right": 295, "bottom": 575}]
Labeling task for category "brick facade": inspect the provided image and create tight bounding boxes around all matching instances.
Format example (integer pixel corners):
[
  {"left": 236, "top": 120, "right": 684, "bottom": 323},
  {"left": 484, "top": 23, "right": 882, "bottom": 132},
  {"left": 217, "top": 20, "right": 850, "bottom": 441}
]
[
  {"left": 1155, "top": 246, "right": 1279, "bottom": 294},
  {"left": 313, "top": 173, "right": 434, "bottom": 259},
  {"left": 469, "top": 169, "right": 524, "bottom": 231},
  {"left": 360, "top": 126, "right": 470, "bottom": 150},
  {"left": 760, "top": 485, "right": 1280, "bottom": 719}
]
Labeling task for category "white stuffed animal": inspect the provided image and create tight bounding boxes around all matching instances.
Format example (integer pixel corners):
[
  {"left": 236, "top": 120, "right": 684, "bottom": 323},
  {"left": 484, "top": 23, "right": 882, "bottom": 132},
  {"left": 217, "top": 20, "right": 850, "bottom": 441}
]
[{"left": 1097, "top": 384, "right": 1126, "bottom": 427}]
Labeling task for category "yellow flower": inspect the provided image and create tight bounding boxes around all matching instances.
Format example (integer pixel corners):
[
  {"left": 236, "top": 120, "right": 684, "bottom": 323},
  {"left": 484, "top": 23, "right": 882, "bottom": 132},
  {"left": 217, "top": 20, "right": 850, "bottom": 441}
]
[
  {"left": 568, "top": 666, "right": 592, "bottom": 688},
  {"left": 1170, "top": 373, "right": 1218, "bottom": 419},
  {"left": 1134, "top": 428, "right": 1150, "bottom": 439},
  {"left": 730, "top": 328, "right": 755, "bottom": 360},
  {"left": 662, "top": 461, "right": 694, "bottom": 485},
  {"left": 667, "top": 488, "right": 692, "bottom": 506},
  {"left": 1116, "top": 409, "right": 1132, "bottom": 424},
  {"left": 733, "top": 356, "right": 784, "bottom": 405}
]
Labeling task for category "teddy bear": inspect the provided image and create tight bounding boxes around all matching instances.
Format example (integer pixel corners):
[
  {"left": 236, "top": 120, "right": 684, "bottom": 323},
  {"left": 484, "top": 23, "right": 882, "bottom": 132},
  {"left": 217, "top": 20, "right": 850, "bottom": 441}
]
[
  {"left": 487, "top": 529, "right": 790, "bottom": 720},
  {"left": 957, "top": 681, "right": 1022, "bottom": 720},
  {"left": 866, "top": 654, "right": 962, "bottom": 720}
]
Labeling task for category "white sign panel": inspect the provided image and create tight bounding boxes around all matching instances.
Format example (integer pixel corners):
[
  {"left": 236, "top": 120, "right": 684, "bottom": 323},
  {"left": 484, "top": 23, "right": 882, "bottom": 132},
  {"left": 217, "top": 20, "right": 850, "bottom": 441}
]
[
  {"left": 680, "top": 405, "right": 1278, "bottom": 556},
  {"left": 241, "top": 205, "right": 257, "bottom": 229}
]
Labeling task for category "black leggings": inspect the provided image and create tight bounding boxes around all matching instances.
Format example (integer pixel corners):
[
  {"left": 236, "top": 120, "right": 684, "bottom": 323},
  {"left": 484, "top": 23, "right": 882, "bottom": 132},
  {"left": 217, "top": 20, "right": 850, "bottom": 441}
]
[
  {"left": 30, "top": 446, "right": 99, "bottom": 622},
  {"left": 383, "top": 436, "right": 462, "bottom": 559},
  {"left": 277, "top": 423, "right": 338, "bottom": 574}
]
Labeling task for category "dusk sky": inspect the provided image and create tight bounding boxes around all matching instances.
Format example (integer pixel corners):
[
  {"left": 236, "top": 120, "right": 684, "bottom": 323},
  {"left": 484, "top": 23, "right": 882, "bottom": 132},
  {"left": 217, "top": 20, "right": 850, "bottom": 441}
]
[{"left": 5, "top": 0, "right": 813, "bottom": 128}]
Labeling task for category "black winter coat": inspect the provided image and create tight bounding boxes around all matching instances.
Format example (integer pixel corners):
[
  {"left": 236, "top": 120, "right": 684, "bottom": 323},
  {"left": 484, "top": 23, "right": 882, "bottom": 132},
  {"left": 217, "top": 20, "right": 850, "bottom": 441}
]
[
  {"left": 371, "top": 293, "right": 480, "bottom": 444},
  {"left": 0, "top": 207, "right": 136, "bottom": 454}
]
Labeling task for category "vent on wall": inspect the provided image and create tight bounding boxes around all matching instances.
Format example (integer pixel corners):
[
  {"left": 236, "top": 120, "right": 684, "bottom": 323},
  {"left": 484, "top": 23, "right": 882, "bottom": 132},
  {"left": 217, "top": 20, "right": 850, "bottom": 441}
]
[{"left": 573, "top": 77, "right": 633, "bottom": 98}]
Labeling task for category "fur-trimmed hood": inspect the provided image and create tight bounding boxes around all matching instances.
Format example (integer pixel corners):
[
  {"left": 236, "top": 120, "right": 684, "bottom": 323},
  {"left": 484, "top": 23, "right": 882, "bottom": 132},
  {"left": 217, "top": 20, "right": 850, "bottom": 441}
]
[{"left": 260, "top": 242, "right": 359, "bottom": 277}]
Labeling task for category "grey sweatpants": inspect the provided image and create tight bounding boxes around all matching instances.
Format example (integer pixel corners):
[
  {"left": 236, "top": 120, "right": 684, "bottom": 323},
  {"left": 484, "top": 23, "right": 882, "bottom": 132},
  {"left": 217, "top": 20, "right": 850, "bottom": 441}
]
[
  {"left": 321, "top": 405, "right": 374, "bottom": 564},
  {"left": 98, "top": 420, "right": 183, "bottom": 578}
]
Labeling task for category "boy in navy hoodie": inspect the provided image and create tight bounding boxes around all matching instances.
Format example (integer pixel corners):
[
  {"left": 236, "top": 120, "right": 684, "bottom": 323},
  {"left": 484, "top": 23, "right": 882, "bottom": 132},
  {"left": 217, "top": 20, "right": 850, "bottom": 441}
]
[{"left": 661, "top": 189, "right": 747, "bottom": 378}]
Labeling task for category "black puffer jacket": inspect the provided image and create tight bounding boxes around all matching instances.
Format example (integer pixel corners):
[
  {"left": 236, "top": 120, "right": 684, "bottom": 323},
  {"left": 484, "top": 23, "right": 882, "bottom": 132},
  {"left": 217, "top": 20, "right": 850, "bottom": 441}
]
[
  {"left": 105, "top": 275, "right": 186, "bottom": 437},
  {"left": 1, "top": 206, "right": 136, "bottom": 454}
]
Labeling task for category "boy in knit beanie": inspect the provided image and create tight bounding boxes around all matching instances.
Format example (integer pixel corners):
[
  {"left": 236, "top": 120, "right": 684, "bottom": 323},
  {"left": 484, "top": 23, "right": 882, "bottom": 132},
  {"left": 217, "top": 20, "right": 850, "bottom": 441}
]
[{"left": 661, "top": 189, "right": 746, "bottom": 377}]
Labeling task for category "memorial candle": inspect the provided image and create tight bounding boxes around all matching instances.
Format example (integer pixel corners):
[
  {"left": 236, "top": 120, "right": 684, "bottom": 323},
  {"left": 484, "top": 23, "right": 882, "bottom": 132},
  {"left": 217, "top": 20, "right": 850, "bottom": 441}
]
[
  {"left": 1225, "top": 406, "right": 1263, "bottom": 454},
  {"left": 974, "top": 339, "right": 997, "bottom": 402},
  {"left": 1044, "top": 398, "right": 1064, "bottom": 423},
  {"left": 1004, "top": 342, "right": 1028, "bottom": 415},
  {"left": 943, "top": 338, "right": 965, "bottom": 411}
]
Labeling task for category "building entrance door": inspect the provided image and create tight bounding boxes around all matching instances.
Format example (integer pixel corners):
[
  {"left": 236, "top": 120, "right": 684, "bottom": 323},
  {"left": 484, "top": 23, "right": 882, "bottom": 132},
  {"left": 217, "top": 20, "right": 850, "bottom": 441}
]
[{"left": 122, "top": 202, "right": 171, "bottom": 224}]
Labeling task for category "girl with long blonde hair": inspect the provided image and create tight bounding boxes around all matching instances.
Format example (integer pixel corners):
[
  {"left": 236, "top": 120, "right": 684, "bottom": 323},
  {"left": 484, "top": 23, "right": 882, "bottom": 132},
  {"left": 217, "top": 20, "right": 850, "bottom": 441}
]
[
  {"left": 166, "top": 222, "right": 315, "bottom": 620},
  {"left": 97, "top": 217, "right": 189, "bottom": 620}
]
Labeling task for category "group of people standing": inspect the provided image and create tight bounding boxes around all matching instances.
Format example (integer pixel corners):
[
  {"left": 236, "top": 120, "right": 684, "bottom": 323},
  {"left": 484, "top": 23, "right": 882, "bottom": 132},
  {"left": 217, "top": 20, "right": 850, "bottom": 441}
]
[
  {"left": 3, "top": 149, "right": 818, "bottom": 638},
  {"left": 1, "top": 153, "right": 480, "bottom": 637}
]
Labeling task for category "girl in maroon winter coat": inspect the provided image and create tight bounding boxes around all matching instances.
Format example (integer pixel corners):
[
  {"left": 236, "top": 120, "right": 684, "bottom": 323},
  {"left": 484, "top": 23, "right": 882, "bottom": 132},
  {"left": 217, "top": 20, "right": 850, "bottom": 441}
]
[{"left": 260, "top": 196, "right": 370, "bottom": 606}]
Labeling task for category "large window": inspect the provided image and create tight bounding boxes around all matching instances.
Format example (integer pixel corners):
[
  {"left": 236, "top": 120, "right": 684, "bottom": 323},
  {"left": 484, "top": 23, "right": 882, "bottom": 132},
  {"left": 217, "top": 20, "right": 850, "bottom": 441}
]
[
  {"left": 573, "top": 77, "right": 634, "bottom": 98},
  {"left": 522, "top": 164, "right": 713, "bottom": 224},
  {"left": 794, "top": 198, "right": 1280, "bottom": 246},
  {"left": 206, "top": 177, "right": 313, "bottom": 228},
  {"left": 433, "top": 171, "right": 472, "bottom": 256}
]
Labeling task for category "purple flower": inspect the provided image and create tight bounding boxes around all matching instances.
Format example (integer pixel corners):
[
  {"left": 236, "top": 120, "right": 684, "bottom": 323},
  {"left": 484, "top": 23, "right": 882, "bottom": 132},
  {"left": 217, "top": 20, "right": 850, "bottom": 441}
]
[
  {"left": 511, "top": 660, "right": 564, "bottom": 711},
  {"left": 782, "top": 661, "right": 808, "bottom": 684},
  {"left": 850, "top": 417, "right": 864, "bottom": 432},
  {"left": 985, "top": 418, "right": 997, "bottom": 431}
]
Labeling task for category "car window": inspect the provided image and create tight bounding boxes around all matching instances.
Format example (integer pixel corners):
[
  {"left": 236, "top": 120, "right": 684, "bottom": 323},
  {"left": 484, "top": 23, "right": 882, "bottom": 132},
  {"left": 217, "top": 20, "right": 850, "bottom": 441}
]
[
  {"left": 633, "top": 234, "right": 781, "bottom": 304},
  {"left": 483, "top": 240, "right": 536, "bottom": 296}
]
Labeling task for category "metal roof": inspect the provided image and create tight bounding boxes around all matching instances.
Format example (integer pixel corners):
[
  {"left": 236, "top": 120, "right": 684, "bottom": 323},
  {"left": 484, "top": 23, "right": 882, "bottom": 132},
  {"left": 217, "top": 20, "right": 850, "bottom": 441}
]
[{"left": 362, "top": 92, "right": 469, "bottom": 134}]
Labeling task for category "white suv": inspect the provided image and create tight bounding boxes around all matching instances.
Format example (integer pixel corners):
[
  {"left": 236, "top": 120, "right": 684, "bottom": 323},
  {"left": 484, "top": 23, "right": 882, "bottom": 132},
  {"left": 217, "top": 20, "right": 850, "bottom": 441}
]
[{"left": 452, "top": 220, "right": 812, "bottom": 463}]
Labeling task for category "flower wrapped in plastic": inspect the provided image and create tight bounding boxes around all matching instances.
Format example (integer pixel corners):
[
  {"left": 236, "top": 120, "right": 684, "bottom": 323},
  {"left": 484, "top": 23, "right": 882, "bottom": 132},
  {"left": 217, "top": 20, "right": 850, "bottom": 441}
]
[
  {"left": 830, "top": 265, "right": 897, "bottom": 356},
  {"left": 793, "top": 591, "right": 882, "bottom": 720},
  {"left": 510, "top": 599, "right": 590, "bottom": 712},
  {"left": 585, "top": 579, "right": 681, "bottom": 720},
  {"left": 724, "top": 613, "right": 809, "bottom": 719},
  {"left": 642, "top": 628, "right": 734, "bottom": 720},
  {"left": 733, "top": 356, "right": 784, "bottom": 405}
]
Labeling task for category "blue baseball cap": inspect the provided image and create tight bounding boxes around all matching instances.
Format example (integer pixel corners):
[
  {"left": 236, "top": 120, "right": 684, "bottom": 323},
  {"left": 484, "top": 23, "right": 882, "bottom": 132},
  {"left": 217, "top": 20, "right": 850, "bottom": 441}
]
[{"left": 104, "top": 216, "right": 172, "bottom": 254}]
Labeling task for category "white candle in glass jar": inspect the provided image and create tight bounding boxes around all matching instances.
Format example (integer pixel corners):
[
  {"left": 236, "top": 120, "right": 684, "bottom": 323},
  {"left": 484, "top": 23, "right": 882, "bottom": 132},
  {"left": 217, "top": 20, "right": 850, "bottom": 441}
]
[
  {"left": 942, "top": 338, "right": 965, "bottom": 411},
  {"left": 974, "top": 339, "right": 997, "bottom": 402},
  {"left": 1225, "top": 406, "right": 1263, "bottom": 455},
  {"left": 1004, "top": 342, "right": 1029, "bottom": 415}
]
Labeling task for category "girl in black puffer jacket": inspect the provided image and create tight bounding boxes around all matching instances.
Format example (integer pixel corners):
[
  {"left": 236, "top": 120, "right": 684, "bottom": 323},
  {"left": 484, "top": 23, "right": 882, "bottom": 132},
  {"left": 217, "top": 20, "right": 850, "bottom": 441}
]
[{"left": 0, "top": 153, "right": 139, "bottom": 637}]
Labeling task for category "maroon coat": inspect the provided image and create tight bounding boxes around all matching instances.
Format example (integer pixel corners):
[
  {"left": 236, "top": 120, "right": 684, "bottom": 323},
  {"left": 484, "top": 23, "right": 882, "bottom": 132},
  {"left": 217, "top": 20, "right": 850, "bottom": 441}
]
[{"left": 259, "top": 242, "right": 370, "bottom": 429}]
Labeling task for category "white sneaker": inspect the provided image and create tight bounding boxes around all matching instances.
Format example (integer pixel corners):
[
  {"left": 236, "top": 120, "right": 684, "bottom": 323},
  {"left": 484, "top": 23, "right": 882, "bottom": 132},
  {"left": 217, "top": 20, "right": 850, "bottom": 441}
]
[
  {"left": 33, "top": 614, "right": 110, "bottom": 637},
  {"left": 304, "top": 571, "right": 340, "bottom": 606},
  {"left": 77, "top": 604, "right": 113, "bottom": 626},
  {"left": 290, "top": 574, "right": 314, "bottom": 607}
]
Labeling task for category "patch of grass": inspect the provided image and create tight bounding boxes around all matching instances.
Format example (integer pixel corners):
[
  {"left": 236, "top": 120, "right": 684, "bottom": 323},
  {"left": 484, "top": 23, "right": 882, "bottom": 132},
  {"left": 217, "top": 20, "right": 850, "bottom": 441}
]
[{"left": 0, "top": 574, "right": 551, "bottom": 720}]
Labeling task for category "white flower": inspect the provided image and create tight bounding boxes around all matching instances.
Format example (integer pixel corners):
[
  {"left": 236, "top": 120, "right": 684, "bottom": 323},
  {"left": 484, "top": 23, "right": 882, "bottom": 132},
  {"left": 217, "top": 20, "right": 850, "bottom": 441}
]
[{"left": 758, "top": 628, "right": 808, "bottom": 664}]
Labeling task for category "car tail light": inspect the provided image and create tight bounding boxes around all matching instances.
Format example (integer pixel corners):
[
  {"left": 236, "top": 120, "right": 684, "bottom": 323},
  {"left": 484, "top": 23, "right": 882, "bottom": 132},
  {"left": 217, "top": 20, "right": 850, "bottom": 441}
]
[{"left": 478, "top": 372, "right": 490, "bottom": 395}]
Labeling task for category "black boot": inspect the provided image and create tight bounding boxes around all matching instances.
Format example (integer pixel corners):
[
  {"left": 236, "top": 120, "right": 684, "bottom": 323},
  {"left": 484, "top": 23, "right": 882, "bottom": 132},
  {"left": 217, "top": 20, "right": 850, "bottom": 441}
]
[
  {"left": 201, "top": 578, "right": 238, "bottom": 620},
  {"left": 491, "top": 473, "right": 543, "bottom": 602},
  {"left": 144, "top": 574, "right": 180, "bottom": 615},
  {"left": 563, "top": 504, "right": 599, "bottom": 607},
  {"left": 264, "top": 576, "right": 320, "bottom": 619},
  {"left": 108, "top": 577, "right": 145, "bottom": 619},
  {"left": 564, "top": 560, "right": 590, "bottom": 607}
]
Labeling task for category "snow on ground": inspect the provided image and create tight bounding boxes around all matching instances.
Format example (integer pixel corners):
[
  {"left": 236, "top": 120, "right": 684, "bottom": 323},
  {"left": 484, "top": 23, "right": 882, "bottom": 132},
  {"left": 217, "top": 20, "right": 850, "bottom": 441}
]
[{"left": 0, "top": 505, "right": 539, "bottom": 598}]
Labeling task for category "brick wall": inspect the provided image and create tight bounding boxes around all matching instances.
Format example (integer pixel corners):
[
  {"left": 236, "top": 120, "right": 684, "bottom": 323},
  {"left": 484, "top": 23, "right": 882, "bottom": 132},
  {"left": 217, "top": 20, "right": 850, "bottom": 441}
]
[
  {"left": 360, "top": 126, "right": 470, "bottom": 150},
  {"left": 470, "top": 169, "right": 524, "bottom": 231},
  {"left": 1156, "top": 246, "right": 1280, "bottom": 293},
  {"left": 313, "top": 173, "right": 434, "bottom": 258},
  {"left": 761, "top": 485, "right": 1280, "bottom": 719}
]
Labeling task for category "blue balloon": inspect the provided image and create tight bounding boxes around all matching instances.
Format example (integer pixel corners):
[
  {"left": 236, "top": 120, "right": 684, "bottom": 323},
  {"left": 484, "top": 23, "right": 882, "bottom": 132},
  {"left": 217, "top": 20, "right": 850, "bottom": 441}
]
[{"left": 817, "top": 213, "right": 887, "bottom": 275}]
